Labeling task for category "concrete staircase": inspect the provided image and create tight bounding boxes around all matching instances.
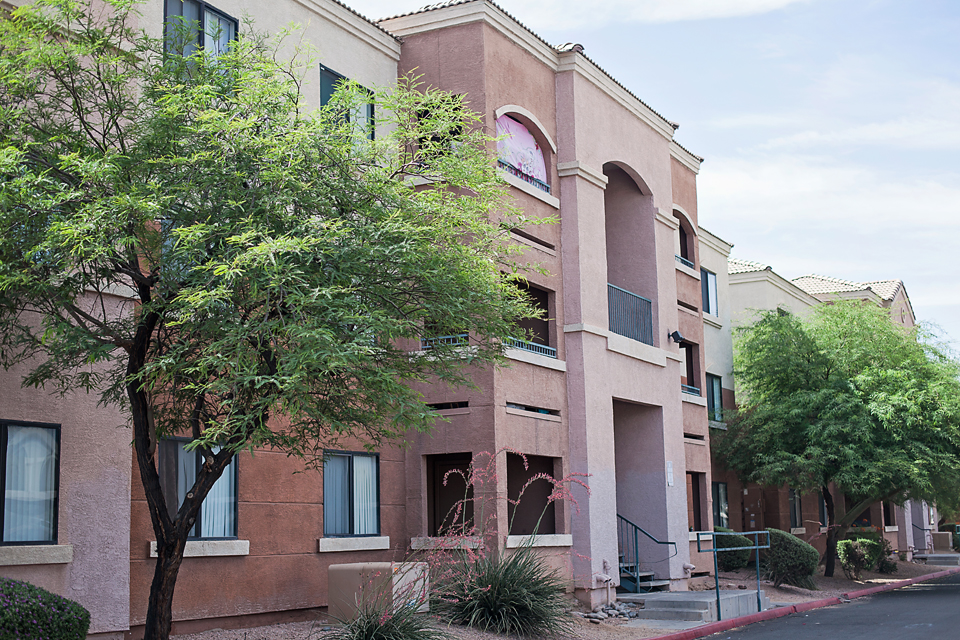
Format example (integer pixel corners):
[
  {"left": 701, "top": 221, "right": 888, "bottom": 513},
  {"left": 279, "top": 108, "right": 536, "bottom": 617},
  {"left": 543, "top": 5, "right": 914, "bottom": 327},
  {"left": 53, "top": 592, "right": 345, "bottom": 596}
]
[
  {"left": 914, "top": 553, "right": 960, "bottom": 566},
  {"left": 617, "top": 590, "right": 770, "bottom": 624}
]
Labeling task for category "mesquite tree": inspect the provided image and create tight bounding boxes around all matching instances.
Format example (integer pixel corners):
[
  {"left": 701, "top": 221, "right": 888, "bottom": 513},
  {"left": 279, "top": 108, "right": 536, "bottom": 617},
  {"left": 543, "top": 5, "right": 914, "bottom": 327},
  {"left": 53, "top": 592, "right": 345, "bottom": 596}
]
[
  {"left": 714, "top": 302, "right": 960, "bottom": 577},
  {"left": 0, "top": 1, "right": 542, "bottom": 637}
]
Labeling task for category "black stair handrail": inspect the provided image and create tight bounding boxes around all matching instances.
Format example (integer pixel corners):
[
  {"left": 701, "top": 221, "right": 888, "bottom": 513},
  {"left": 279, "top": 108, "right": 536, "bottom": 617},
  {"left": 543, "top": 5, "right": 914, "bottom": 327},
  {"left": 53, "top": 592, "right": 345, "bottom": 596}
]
[{"left": 617, "top": 514, "right": 678, "bottom": 593}]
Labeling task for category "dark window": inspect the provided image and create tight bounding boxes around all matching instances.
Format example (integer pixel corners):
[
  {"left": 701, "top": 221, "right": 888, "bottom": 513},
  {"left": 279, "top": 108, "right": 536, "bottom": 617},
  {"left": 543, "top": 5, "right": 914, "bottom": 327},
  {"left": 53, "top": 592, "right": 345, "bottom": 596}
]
[
  {"left": 712, "top": 481, "right": 729, "bottom": 529},
  {"left": 164, "top": 0, "right": 237, "bottom": 57},
  {"left": 819, "top": 493, "right": 828, "bottom": 527},
  {"left": 319, "top": 64, "right": 375, "bottom": 140},
  {"left": 789, "top": 488, "right": 802, "bottom": 529},
  {"left": 679, "top": 224, "right": 690, "bottom": 261},
  {"left": 706, "top": 373, "right": 723, "bottom": 421},
  {"left": 159, "top": 440, "right": 238, "bottom": 539},
  {"left": 427, "top": 453, "right": 473, "bottom": 537},
  {"left": 681, "top": 343, "right": 700, "bottom": 396},
  {"left": 687, "top": 472, "right": 703, "bottom": 531},
  {"left": 507, "top": 454, "right": 556, "bottom": 536},
  {"left": 0, "top": 421, "right": 59, "bottom": 544},
  {"left": 323, "top": 451, "right": 380, "bottom": 537},
  {"left": 701, "top": 268, "right": 718, "bottom": 316},
  {"left": 509, "top": 282, "right": 556, "bottom": 358},
  {"left": 416, "top": 95, "right": 465, "bottom": 164},
  {"left": 883, "top": 501, "right": 896, "bottom": 527}
]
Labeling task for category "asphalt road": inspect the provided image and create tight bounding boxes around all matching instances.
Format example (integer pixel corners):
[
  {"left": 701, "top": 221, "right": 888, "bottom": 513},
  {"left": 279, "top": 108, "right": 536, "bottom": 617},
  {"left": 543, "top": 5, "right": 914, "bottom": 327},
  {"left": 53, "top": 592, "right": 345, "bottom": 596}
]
[{"left": 709, "top": 572, "right": 960, "bottom": 640}]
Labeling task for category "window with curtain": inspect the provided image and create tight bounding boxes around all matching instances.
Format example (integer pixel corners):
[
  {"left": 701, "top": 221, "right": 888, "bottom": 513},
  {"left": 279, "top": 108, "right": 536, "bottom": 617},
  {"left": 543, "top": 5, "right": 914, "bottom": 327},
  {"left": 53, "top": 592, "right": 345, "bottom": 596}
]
[
  {"left": 164, "top": 0, "right": 237, "bottom": 57},
  {"left": 323, "top": 452, "right": 379, "bottom": 537},
  {"left": 1, "top": 421, "right": 59, "bottom": 544},
  {"left": 712, "top": 481, "right": 729, "bottom": 529},
  {"left": 789, "top": 488, "right": 802, "bottom": 530},
  {"left": 159, "top": 440, "right": 237, "bottom": 539},
  {"left": 320, "top": 65, "right": 375, "bottom": 140},
  {"left": 706, "top": 373, "right": 723, "bottom": 422}
]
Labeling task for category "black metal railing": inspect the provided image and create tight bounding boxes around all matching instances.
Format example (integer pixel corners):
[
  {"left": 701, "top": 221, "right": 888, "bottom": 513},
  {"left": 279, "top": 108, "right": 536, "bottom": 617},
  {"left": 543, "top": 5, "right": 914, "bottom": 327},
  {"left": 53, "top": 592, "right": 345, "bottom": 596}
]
[
  {"left": 608, "top": 284, "right": 653, "bottom": 345},
  {"left": 497, "top": 159, "right": 551, "bottom": 194}
]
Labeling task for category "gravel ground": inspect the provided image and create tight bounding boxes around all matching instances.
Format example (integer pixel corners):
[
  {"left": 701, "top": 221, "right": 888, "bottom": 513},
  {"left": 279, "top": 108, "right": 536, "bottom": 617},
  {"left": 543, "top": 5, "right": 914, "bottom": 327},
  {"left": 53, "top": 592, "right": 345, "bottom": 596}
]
[{"left": 171, "top": 561, "right": 946, "bottom": 640}]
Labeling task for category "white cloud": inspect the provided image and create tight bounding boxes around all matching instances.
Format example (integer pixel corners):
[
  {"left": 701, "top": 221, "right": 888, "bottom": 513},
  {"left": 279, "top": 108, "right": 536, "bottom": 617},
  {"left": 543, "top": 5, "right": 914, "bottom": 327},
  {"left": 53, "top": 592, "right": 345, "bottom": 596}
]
[{"left": 346, "top": 0, "right": 813, "bottom": 29}]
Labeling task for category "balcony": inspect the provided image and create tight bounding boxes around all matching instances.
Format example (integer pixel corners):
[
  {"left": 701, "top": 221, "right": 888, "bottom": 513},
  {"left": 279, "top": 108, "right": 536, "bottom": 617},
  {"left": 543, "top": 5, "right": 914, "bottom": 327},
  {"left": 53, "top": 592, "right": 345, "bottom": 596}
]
[
  {"left": 498, "top": 159, "right": 551, "bottom": 194},
  {"left": 507, "top": 337, "right": 557, "bottom": 359},
  {"left": 675, "top": 254, "right": 694, "bottom": 269},
  {"left": 681, "top": 384, "right": 701, "bottom": 396},
  {"left": 421, "top": 333, "right": 468, "bottom": 350},
  {"left": 608, "top": 284, "right": 653, "bottom": 346}
]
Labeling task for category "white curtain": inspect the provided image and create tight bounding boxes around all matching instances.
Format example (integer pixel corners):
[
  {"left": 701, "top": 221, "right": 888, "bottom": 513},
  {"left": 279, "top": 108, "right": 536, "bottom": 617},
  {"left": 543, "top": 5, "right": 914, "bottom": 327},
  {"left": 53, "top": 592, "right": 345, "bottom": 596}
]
[
  {"left": 4, "top": 426, "right": 57, "bottom": 542},
  {"left": 324, "top": 455, "right": 350, "bottom": 536},
  {"left": 353, "top": 456, "right": 378, "bottom": 535},
  {"left": 201, "top": 451, "right": 236, "bottom": 538}
]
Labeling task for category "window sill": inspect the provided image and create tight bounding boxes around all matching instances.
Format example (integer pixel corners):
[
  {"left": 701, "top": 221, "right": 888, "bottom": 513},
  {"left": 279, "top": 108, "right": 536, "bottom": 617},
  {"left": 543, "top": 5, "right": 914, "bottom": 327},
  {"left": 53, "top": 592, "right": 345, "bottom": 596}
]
[
  {"left": 411, "top": 536, "right": 482, "bottom": 550},
  {"left": 0, "top": 544, "right": 73, "bottom": 566},
  {"left": 499, "top": 170, "right": 560, "bottom": 209},
  {"left": 505, "top": 534, "right": 572, "bottom": 548},
  {"left": 689, "top": 531, "right": 712, "bottom": 543},
  {"left": 682, "top": 394, "right": 707, "bottom": 407},
  {"left": 683, "top": 437, "right": 707, "bottom": 447},
  {"left": 675, "top": 261, "right": 700, "bottom": 280},
  {"left": 703, "top": 315, "right": 722, "bottom": 330},
  {"left": 504, "top": 406, "right": 562, "bottom": 423},
  {"left": 318, "top": 536, "right": 390, "bottom": 553},
  {"left": 150, "top": 540, "right": 249, "bottom": 558},
  {"left": 708, "top": 420, "right": 727, "bottom": 430},
  {"left": 790, "top": 527, "right": 806, "bottom": 535},
  {"left": 885, "top": 526, "right": 899, "bottom": 533},
  {"left": 505, "top": 347, "right": 566, "bottom": 372}
]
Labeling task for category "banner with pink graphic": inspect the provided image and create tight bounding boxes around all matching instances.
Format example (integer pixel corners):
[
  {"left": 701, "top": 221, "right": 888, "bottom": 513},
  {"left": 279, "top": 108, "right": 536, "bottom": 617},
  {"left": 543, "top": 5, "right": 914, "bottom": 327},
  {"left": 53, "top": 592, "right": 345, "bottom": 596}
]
[{"left": 496, "top": 115, "right": 547, "bottom": 184}]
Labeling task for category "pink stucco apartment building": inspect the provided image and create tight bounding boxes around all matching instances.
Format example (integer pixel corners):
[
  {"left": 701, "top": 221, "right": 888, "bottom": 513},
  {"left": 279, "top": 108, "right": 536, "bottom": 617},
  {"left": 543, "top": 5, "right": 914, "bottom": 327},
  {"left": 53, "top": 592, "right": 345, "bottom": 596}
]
[{"left": 0, "top": 0, "right": 718, "bottom": 634}]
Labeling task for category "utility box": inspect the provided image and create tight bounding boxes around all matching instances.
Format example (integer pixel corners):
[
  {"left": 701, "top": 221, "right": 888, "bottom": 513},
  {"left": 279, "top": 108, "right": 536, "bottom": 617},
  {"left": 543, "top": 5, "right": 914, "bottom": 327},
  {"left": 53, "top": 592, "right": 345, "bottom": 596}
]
[
  {"left": 932, "top": 531, "right": 953, "bottom": 552},
  {"left": 328, "top": 562, "right": 429, "bottom": 621}
]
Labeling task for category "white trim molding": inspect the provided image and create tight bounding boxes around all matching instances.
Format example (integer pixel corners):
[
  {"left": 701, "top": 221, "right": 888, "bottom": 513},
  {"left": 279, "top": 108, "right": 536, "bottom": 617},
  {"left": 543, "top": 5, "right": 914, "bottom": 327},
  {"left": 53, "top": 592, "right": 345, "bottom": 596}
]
[
  {"left": 318, "top": 536, "right": 391, "bottom": 553},
  {"left": 150, "top": 540, "right": 249, "bottom": 558},
  {"left": 500, "top": 170, "right": 560, "bottom": 208},
  {"left": 504, "top": 406, "right": 562, "bottom": 423},
  {"left": 0, "top": 544, "right": 73, "bottom": 566},
  {"left": 670, "top": 141, "right": 702, "bottom": 174},
  {"left": 504, "top": 347, "right": 566, "bottom": 371},
  {"left": 506, "top": 534, "right": 572, "bottom": 548},
  {"left": 411, "top": 536, "right": 482, "bottom": 550},
  {"left": 790, "top": 527, "right": 807, "bottom": 535},
  {"left": 495, "top": 105, "right": 557, "bottom": 152},
  {"left": 557, "top": 161, "right": 608, "bottom": 190}
]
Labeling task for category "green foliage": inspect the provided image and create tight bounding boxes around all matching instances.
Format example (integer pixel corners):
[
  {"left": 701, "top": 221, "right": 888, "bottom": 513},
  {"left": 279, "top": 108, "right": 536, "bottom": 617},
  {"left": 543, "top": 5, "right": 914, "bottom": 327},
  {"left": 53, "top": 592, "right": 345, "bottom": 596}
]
[
  {"left": 714, "top": 527, "right": 753, "bottom": 571},
  {"left": 432, "top": 545, "right": 572, "bottom": 638},
  {"left": 764, "top": 528, "right": 819, "bottom": 590},
  {"left": 837, "top": 540, "right": 869, "bottom": 580},
  {"left": 324, "top": 595, "right": 451, "bottom": 640},
  {"left": 0, "top": 578, "right": 90, "bottom": 640},
  {"left": 714, "top": 303, "right": 960, "bottom": 547}
]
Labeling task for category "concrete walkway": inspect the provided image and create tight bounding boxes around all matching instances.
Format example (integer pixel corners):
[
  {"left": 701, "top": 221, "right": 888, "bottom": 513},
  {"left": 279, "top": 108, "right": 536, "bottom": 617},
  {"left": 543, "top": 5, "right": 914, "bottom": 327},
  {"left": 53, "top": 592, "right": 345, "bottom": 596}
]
[{"left": 618, "top": 589, "right": 770, "bottom": 624}]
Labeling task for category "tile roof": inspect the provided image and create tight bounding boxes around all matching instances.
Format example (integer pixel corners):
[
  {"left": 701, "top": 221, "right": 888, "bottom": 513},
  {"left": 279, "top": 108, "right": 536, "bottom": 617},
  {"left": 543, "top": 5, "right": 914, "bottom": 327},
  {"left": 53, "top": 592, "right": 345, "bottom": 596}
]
[
  {"left": 328, "top": 0, "right": 401, "bottom": 40},
  {"left": 379, "top": 0, "right": 691, "bottom": 141},
  {"left": 728, "top": 258, "right": 770, "bottom": 275},
  {"left": 791, "top": 275, "right": 904, "bottom": 301}
]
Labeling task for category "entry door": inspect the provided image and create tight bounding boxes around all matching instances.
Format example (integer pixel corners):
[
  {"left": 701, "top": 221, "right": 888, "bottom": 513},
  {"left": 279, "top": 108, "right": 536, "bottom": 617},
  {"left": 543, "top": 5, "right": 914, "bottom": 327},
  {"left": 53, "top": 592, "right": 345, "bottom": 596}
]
[{"left": 742, "top": 485, "right": 763, "bottom": 532}]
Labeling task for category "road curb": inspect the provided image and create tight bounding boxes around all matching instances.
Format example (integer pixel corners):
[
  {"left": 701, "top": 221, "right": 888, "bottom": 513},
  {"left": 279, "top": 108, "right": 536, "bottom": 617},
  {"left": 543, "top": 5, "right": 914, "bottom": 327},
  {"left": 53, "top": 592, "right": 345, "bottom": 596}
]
[{"left": 648, "top": 566, "right": 960, "bottom": 640}]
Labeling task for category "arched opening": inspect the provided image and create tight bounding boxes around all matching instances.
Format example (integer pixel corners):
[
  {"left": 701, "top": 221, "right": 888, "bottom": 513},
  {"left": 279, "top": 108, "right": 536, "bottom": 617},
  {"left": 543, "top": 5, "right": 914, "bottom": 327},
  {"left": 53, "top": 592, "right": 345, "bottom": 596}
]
[
  {"left": 603, "top": 162, "right": 658, "bottom": 346},
  {"left": 673, "top": 208, "right": 696, "bottom": 268},
  {"left": 495, "top": 111, "right": 552, "bottom": 194}
]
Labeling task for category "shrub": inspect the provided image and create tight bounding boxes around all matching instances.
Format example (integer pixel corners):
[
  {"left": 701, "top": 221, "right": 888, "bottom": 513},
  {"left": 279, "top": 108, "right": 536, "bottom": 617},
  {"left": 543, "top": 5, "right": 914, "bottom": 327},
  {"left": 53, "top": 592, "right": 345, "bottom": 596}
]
[
  {"left": 764, "top": 528, "right": 818, "bottom": 590},
  {"left": 837, "top": 540, "right": 869, "bottom": 580},
  {"left": 0, "top": 577, "right": 90, "bottom": 640},
  {"left": 953, "top": 531, "right": 960, "bottom": 552},
  {"left": 858, "top": 538, "right": 884, "bottom": 570},
  {"left": 714, "top": 527, "right": 753, "bottom": 571},
  {"left": 876, "top": 538, "right": 898, "bottom": 574},
  {"left": 324, "top": 594, "right": 451, "bottom": 640},
  {"left": 432, "top": 545, "right": 572, "bottom": 637}
]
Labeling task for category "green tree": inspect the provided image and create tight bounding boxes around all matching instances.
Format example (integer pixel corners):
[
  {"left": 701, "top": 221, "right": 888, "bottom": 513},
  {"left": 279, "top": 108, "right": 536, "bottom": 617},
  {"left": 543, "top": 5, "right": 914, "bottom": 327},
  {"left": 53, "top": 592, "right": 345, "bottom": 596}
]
[
  {"left": 0, "top": 2, "right": 542, "bottom": 638},
  {"left": 714, "top": 302, "right": 960, "bottom": 578}
]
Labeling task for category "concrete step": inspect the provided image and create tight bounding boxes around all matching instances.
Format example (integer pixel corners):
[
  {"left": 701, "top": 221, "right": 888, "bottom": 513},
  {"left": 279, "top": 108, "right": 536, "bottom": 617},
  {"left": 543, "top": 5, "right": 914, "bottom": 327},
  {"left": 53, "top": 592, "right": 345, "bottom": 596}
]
[
  {"left": 632, "top": 607, "right": 708, "bottom": 622},
  {"left": 915, "top": 554, "right": 960, "bottom": 566},
  {"left": 637, "top": 580, "right": 671, "bottom": 590}
]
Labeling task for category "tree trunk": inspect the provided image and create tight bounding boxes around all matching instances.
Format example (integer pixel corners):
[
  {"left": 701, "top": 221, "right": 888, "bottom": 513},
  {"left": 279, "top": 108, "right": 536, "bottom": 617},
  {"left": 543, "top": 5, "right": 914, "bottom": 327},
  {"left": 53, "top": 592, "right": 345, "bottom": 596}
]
[
  {"left": 822, "top": 486, "right": 837, "bottom": 577},
  {"left": 144, "top": 538, "right": 187, "bottom": 640}
]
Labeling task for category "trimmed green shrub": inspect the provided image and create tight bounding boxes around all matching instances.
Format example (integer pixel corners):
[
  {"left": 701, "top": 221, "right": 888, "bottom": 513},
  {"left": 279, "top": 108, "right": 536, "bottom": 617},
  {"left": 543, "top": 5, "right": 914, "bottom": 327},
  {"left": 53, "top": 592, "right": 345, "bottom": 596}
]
[
  {"left": 764, "top": 528, "right": 818, "bottom": 590},
  {"left": 875, "top": 537, "right": 897, "bottom": 574},
  {"left": 715, "top": 527, "right": 753, "bottom": 571},
  {"left": 858, "top": 538, "right": 884, "bottom": 570},
  {"left": 432, "top": 545, "right": 572, "bottom": 637},
  {"left": 0, "top": 577, "right": 90, "bottom": 640},
  {"left": 837, "top": 540, "right": 869, "bottom": 580}
]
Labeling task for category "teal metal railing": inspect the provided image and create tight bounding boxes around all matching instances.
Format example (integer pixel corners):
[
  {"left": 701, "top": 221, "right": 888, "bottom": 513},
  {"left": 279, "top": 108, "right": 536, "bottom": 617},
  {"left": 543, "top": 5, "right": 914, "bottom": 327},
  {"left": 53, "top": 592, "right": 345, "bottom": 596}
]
[
  {"left": 681, "top": 384, "right": 701, "bottom": 396},
  {"left": 421, "top": 333, "right": 468, "bottom": 349},
  {"left": 617, "top": 514, "right": 677, "bottom": 593},
  {"left": 608, "top": 284, "right": 653, "bottom": 346},
  {"left": 507, "top": 337, "right": 557, "bottom": 359},
  {"left": 675, "top": 254, "right": 694, "bottom": 269},
  {"left": 498, "top": 160, "right": 551, "bottom": 194}
]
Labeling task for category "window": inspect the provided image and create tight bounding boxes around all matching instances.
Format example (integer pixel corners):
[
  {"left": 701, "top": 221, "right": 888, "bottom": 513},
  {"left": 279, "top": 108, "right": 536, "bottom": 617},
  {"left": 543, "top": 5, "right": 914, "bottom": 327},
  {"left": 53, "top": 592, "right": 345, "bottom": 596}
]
[
  {"left": 319, "top": 64, "right": 375, "bottom": 140},
  {"left": 507, "top": 454, "right": 556, "bottom": 536},
  {"left": 819, "top": 493, "right": 828, "bottom": 527},
  {"left": 416, "top": 95, "right": 465, "bottom": 164},
  {"left": 883, "top": 501, "right": 896, "bottom": 528},
  {"left": 164, "top": 0, "right": 237, "bottom": 57},
  {"left": 706, "top": 374, "right": 723, "bottom": 422},
  {"left": 496, "top": 115, "right": 550, "bottom": 194},
  {"left": 509, "top": 282, "right": 556, "bottom": 358},
  {"left": 324, "top": 451, "right": 379, "bottom": 537},
  {"left": 687, "top": 472, "right": 703, "bottom": 531},
  {"left": 0, "top": 421, "right": 59, "bottom": 544},
  {"left": 681, "top": 343, "right": 700, "bottom": 396},
  {"left": 427, "top": 453, "right": 473, "bottom": 537},
  {"left": 789, "top": 488, "right": 802, "bottom": 530},
  {"left": 159, "top": 440, "right": 237, "bottom": 539},
  {"left": 712, "top": 481, "right": 729, "bottom": 529},
  {"left": 701, "top": 268, "right": 718, "bottom": 316}
]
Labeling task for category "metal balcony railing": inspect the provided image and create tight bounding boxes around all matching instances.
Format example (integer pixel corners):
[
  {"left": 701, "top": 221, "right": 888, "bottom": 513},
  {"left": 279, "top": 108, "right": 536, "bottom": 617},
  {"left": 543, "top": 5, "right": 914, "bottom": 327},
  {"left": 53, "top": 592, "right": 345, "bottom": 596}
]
[
  {"left": 607, "top": 284, "right": 654, "bottom": 345},
  {"left": 421, "top": 333, "right": 468, "bottom": 350},
  {"left": 497, "top": 160, "right": 551, "bottom": 194},
  {"left": 681, "top": 384, "right": 701, "bottom": 396},
  {"left": 675, "top": 254, "right": 694, "bottom": 269},
  {"left": 506, "top": 337, "right": 557, "bottom": 359}
]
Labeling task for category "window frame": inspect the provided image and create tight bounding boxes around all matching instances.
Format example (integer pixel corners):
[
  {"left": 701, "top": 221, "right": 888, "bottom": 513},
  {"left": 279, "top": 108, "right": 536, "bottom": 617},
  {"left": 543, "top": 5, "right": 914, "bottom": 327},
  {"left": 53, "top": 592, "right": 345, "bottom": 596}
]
[
  {"left": 701, "top": 268, "right": 718, "bottom": 317},
  {"left": 705, "top": 373, "right": 723, "bottom": 422},
  {"left": 319, "top": 64, "right": 376, "bottom": 141},
  {"left": 323, "top": 450, "right": 381, "bottom": 538},
  {"left": 789, "top": 488, "right": 802, "bottom": 530},
  {"left": 160, "top": 437, "right": 239, "bottom": 541},
  {"left": 163, "top": 0, "right": 239, "bottom": 56},
  {"left": 712, "top": 481, "right": 729, "bottom": 530},
  {"left": 0, "top": 420, "right": 61, "bottom": 546}
]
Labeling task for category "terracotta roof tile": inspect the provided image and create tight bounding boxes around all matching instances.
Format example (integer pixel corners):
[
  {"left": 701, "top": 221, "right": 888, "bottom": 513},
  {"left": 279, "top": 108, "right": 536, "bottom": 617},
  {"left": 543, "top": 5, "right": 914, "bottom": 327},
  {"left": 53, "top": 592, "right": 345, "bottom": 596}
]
[
  {"left": 328, "top": 0, "right": 401, "bottom": 40},
  {"left": 861, "top": 279, "right": 903, "bottom": 301},
  {"left": 728, "top": 258, "right": 770, "bottom": 275},
  {"left": 791, "top": 274, "right": 865, "bottom": 295}
]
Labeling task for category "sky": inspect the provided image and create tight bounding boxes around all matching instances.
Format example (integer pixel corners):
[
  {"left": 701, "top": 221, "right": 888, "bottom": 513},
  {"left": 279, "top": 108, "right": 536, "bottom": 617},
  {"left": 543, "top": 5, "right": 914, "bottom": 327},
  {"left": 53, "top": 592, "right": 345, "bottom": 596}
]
[{"left": 344, "top": 0, "right": 960, "bottom": 347}]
